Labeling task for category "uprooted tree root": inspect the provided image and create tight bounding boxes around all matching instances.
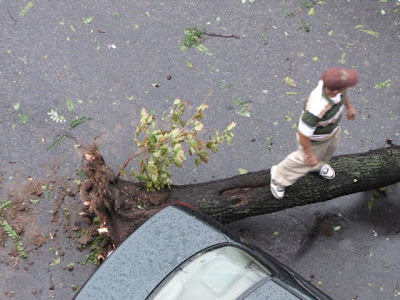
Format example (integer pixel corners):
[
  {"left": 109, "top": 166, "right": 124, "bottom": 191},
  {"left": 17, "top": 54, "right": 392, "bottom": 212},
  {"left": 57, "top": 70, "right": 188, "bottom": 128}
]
[{"left": 80, "top": 144, "right": 169, "bottom": 246}]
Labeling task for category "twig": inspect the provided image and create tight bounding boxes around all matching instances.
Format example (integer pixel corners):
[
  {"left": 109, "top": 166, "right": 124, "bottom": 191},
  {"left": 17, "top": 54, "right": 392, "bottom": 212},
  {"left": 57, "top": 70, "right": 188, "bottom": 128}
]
[
  {"left": 204, "top": 32, "right": 240, "bottom": 39},
  {"left": 7, "top": 10, "right": 17, "bottom": 24}
]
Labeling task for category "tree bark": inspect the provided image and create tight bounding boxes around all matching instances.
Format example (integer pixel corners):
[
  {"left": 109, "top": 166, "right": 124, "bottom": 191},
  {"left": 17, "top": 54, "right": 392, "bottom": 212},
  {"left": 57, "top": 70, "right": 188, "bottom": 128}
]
[{"left": 81, "top": 145, "right": 400, "bottom": 246}]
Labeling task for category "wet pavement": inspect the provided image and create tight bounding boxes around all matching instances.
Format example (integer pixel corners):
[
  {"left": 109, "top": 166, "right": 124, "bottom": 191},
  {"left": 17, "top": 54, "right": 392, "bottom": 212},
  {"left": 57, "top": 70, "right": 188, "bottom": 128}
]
[{"left": 1, "top": 0, "right": 399, "bottom": 299}]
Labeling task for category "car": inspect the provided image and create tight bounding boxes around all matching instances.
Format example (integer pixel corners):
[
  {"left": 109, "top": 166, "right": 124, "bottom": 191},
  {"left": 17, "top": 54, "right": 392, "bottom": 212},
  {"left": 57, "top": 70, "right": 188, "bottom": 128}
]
[{"left": 75, "top": 203, "right": 332, "bottom": 300}]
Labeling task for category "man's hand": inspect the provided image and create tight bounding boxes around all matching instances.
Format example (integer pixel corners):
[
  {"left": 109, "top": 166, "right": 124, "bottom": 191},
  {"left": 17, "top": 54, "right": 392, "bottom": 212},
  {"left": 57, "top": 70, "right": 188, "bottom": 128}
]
[
  {"left": 346, "top": 105, "right": 356, "bottom": 120},
  {"left": 344, "top": 94, "right": 356, "bottom": 120},
  {"left": 305, "top": 153, "right": 318, "bottom": 166}
]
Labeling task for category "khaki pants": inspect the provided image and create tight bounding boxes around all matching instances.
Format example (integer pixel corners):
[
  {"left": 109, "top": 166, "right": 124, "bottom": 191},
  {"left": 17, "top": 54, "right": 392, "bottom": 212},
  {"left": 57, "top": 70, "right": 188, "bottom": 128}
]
[{"left": 273, "top": 128, "right": 341, "bottom": 187}]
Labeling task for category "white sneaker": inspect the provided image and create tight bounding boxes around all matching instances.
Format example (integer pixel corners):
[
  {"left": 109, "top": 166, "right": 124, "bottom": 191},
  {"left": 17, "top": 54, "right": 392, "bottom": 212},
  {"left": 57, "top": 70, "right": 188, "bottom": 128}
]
[
  {"left": 319, "top": 164, "right": 335, "bottom": 179},
  {"left": 270, "top": 166, "right": 285, "bottom": 199}
]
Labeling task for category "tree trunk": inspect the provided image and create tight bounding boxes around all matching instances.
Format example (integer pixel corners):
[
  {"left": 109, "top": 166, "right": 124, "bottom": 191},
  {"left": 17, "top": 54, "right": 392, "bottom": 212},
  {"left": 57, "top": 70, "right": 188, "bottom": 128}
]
[{"left": 81, "top": 145, "right": 400, "bottom": 246}]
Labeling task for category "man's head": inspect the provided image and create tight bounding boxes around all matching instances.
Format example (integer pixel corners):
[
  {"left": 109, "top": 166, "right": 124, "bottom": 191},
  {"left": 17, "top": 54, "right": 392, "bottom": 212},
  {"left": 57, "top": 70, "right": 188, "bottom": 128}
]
[{"left": 322, "top": 68, "right": 359, "bottom": 94}]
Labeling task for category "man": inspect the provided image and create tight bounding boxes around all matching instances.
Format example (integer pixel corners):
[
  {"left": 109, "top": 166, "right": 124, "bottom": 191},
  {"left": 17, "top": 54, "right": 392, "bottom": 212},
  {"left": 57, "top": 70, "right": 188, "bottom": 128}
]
[{"left": 270, "top": 67, "right": 359, "bottom": 199}]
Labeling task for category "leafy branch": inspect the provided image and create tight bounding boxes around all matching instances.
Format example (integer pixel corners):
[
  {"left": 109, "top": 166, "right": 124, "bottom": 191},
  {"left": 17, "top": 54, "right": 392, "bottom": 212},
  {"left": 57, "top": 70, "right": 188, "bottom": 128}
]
[
  {"left": 1, "top": 220, "right": 28, "bottom": 258},
  {"left": 178, "top": 27, "right": 239, "bottom": 55},
  {"left": 0, "top": 200, "right": 12, "bottom": 211},
  {"left": 118, "top": 97, "right": 236, "bottom": 191}
]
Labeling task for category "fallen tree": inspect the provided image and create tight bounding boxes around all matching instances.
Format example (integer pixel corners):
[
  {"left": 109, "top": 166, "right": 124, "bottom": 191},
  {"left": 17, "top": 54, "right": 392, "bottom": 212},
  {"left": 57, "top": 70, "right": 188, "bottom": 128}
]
[{"left": 81, "top": 144, "right": 400, "bottom": 246}]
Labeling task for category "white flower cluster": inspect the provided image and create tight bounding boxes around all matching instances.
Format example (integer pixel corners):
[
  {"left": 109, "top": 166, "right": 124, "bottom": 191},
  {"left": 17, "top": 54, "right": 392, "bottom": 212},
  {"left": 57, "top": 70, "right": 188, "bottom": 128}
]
[{"left": 48, "top": 110, "right": 66, "bottom": 123}]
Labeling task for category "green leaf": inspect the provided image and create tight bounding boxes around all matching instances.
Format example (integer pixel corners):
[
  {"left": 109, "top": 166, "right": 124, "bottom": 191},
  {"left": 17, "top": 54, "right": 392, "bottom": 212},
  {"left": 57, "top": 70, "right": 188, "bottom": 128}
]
[
  {"left": 20, "top": 2, "right": 34, "bottom": 16},
  {"left": 173, "top": 98, "right": 181, "bottom": 105},
  {"left": 50, "top": 257, "right": 61, "bottom": 266},
  {"left": 360, "top": 29, "right": 379, "bottom": 38},
  {"left": 70, "top": 117, "right": 91, "bottom": 128},
  {"left": 285, "top": 115, "right": 292, "bottom": 122},
  {"left": 48, "top": 135, "right": 66, "bottom": 151},
  {"left": 187, "top": 61, "right": 194, "bottom": 68},
  {"left": 83, "top": 17, "right": 93, "bottom": 25},
  {"left": 308, "top": 7, "right": 315, "bottom": 15},
  {"left": 13, "top": 103, "right": 20, "bottom": 110},
  {"left": 374, "top": 79, "right": 391, "bottom": 89},
  {"left": 236, "top": 109, "right": 251, "bottom": 117},
  {"left": 343, "top": 129, "right": 350, "bottom": 135},
  {"left": 333, "top": 226, "right": 341, "bottom": 231},
  {"left": 0, "top": 200, "right": 12, "bottom": 211},
  {"left": 312, "top": 56, "right": 319, "bottom": 61},
  {"left": 226, "top": 122, "right": 236, "bottom": 131},
  {"left": 18, "top": 114, "right": 29, "bottom": 124},
  {"left": 328, "top": 30, "right": 334, "bottom": 36},
  {"left": 283, "top": 76, "right": 296, "bottom": 87},
  {"left": 285, "top": 92, "right": 299, "bottom": 95},
  {"left": 238, "top": 168, "right": 248, "bottom": 174},
  {"left": 206, "top": 142, "right": 218, "bottom": 153},
  {"left": 66, "top": 98, "right": 74, "bottom": 112},
  {"left": 194, "top": 121, "right": 204, "bottom": 132},
  {"left": 273, "top": 231, "right": 279, "bottom": 236},
  {"left": 338, "top": 53, "right": 346, "bottom": 65}
]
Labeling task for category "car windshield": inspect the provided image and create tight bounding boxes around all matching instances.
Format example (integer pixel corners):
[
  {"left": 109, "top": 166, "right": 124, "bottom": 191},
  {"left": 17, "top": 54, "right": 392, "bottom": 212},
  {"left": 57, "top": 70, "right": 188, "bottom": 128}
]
[{"left": 148, "top": 245, "right": 272, "bottom": 300}]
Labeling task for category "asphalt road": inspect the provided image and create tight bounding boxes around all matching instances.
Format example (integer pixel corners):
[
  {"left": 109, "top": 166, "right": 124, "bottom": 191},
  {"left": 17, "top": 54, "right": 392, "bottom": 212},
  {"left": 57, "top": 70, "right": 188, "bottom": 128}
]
[{"left": 1, "top": 0, "right": 399, "bottom": 299}]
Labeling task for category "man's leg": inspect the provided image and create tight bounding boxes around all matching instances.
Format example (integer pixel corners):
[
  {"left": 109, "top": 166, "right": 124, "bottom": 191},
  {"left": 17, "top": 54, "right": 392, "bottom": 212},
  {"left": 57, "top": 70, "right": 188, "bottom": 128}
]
[
  {"left": 271, "top": 129, "right": 341, "bottom": 199},
  {"left": 273, "top": 149, "right": 313, "bottom": 187},
  {"left": 311, "top": 128, "right": 341, "bottom": 178}
]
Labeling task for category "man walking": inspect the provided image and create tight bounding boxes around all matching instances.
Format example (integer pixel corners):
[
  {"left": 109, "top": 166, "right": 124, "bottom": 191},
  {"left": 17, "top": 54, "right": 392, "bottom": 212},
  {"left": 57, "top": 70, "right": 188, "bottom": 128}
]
[{"left": 270, "top": 67, "right": 359, "bottom": 199}]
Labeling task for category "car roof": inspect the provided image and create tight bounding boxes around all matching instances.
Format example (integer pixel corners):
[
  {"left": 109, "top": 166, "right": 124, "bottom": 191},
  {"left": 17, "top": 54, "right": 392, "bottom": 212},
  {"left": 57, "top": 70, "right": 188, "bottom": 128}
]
[{"left": 75, "top": 205, "right": 228, "bottom": 300}]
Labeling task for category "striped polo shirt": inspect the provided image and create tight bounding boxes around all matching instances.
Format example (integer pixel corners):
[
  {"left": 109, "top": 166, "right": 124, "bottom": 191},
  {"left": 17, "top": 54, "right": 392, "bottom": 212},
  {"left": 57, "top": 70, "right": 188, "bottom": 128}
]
[{"left": 298, "top": 80, "right": 345, "bottom": 142}]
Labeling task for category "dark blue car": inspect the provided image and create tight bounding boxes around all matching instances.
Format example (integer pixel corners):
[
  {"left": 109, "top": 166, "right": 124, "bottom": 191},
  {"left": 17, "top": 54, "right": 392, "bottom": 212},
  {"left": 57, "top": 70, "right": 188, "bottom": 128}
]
[{"left": 75, "top": 203, "right": 331, "bottom": 300}]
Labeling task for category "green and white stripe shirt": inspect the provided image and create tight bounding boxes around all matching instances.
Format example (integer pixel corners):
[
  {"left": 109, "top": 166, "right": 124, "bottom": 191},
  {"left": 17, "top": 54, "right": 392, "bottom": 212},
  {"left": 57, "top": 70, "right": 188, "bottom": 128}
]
[{"left": 298, "top": 80, "right": 345, "bottom": 142}]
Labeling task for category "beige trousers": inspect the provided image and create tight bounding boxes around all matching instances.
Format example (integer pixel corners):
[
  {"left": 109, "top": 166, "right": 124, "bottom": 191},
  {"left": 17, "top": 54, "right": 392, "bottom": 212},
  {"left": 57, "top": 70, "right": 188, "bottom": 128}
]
[{"left": 273, "top": 128, "right": 341, "bottom": 187}]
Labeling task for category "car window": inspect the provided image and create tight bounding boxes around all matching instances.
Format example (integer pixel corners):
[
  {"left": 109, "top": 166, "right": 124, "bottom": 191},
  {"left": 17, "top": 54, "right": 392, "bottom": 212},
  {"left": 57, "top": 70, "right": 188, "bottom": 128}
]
[{"left": 148, "top": 245, "right": 272, "bottom": 300}]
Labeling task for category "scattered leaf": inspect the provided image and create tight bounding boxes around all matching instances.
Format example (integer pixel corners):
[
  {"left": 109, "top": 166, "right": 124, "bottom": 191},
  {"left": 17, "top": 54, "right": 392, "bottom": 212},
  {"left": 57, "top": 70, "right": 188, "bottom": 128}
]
[
  {"left": 50, "top": 257, "right": 61, "bottom": 267},
  {"left": 339, "top": 53, "right": 346, "bottom": 65},
  {"left": 13, "top": 103, "right": 20, "bottom": 110},
  {"left": 283, "top": 76, "right": 296, "bottom": 87},
  {"left": 374, "top": 79, "right": 391, "bottom": 89},
  {"left": 360, "top": 29, "right": 379, "bottom": 37},
  {"left": 48, "top": 135, "right": 66, "bottom": 151},
  {"left": 285, "top": 92, "right": 299, "bottom": 95},
  {"left": 312, "top": 56, "right": 319, "bottom": 61},
  {"left": 83, "top": 17, "right": 93, "bottom": 25},
  {"left": 186, "top": 61, "right": 194, "bottom": 68},
  {"left": 238, "top": 168, "right": 248, "bottom": 174},
  {"left": 285, "top": 115, "right": 292, "bottom": 122},
  {"left": 18, "top": 114, "right": 29, "bottom": 124},
  {"left": 308, "top": 8, "right": 315, "bottom": 15},
  {"left": 328, "top": 30, "right": 334, "bottom": 36},
  {"left": 333, "top": 226, "right": 341, "bottom": 231},
  {"left": 273, "top": 231, "right": 279, "bottom": 236},
  {"left": 343, "top": 129, "right": 350, "bottom": 135},
  {"left": 70, "top": 117, "right": 91, "bottom": 128},
  {"left": 20, "top": 2, "right": 34, "bottom": 16},
  {"left": 66, "top": 98, "right": 74, "bottom": 112},
  {"left": 48, "top": 110, "right": 66, "bottom": 123}
]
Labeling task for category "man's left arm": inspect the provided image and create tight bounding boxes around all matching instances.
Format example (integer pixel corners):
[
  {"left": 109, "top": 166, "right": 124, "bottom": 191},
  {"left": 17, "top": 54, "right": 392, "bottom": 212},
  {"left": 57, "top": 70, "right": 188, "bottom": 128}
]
[{"left": 344, "top": 94, "right": 356, "bottom": 120}]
